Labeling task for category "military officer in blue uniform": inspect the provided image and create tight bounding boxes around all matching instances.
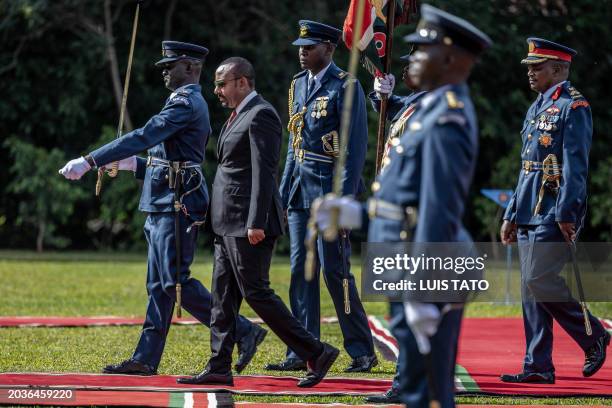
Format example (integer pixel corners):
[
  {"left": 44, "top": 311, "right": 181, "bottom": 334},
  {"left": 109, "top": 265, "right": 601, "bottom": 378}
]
[
  {"left": 366, "top": 65, "right": 427, "bottom": 405},
  {"left": 312, "top": 5, "right": 492, "bottom": 407},
  {"left": 59, "top": 41, "right": 264, "bottom": 375},
  {"left": 500, "top": 38, "right": 609, "bottom": 384},
  {"left": 269, "top": 20, "right": 376, "bottom": 373}
]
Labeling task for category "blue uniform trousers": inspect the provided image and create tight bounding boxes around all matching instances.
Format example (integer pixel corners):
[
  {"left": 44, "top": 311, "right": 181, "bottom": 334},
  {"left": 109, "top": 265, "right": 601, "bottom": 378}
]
[
  {"left": 132, "top": 213, "right": 252, "bottom": 369},
  {"left": 286, "top": 208, "right": 374, "bottom": 360},
  {"left": 518, "top": 224, "right": 605, "bottom": 374},
  {"left": 390, "top": 303, "right": 463, "bottom": 408}
]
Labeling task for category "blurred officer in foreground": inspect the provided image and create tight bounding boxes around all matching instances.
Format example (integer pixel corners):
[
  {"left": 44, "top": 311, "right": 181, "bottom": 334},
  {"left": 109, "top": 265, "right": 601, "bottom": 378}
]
[
  {"left": 270, "top": 20, "right": 376, "bottom": 373},
  {"left": 365, "top": 60, "right": 427, "bottom": 405},
  {"left": 312, "top": 5, "right": 491, "bottom": 407},
  {"left": 500, "top": 38, "right": 609, "bottom": 384},
  {"left": 59, "top": 41, "right": 263, "bottom": 376}
]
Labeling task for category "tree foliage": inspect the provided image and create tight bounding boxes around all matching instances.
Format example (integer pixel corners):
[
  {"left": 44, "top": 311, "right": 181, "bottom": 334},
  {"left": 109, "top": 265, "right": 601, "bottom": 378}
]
[{"left": 0, "top": 0, "right": 610, "bottom": 251}]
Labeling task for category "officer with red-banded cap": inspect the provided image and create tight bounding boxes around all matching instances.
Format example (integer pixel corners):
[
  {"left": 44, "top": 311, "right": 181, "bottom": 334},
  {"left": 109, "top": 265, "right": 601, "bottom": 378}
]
[{"left": 501, "top": 38, "right": 610, "bottom": 384}]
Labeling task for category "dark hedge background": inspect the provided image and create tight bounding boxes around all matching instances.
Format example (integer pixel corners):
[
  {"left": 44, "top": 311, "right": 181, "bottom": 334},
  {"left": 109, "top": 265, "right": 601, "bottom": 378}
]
[{"left": 1, "top": 0, "right": 610, "bottom": 252}]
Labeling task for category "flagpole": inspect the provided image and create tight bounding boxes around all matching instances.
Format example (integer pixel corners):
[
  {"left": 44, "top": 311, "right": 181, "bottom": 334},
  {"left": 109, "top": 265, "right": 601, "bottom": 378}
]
[{"left": 374, "top": 0, "right": 396, "bottom": 175}]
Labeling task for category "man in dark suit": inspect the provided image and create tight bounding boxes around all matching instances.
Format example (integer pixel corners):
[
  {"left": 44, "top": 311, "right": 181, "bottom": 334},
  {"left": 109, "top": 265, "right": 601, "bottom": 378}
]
[{"left": 177, "top": 57, "right": 338, "bottom": 388}]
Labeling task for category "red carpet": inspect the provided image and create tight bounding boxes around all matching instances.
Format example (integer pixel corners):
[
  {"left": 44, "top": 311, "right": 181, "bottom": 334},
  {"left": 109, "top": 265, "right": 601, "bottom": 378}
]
[
  {"left": 1, "top": 317, "right": 611, "bottom": 398},
  {"left": 456, "top": 318, "right": 612, "bottom": 396},
  {"left": 0, "top": 373, "right": 391, "bottom": 396}
]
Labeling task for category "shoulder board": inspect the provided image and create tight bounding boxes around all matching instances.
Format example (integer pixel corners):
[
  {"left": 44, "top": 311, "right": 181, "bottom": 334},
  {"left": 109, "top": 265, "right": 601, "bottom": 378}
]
[
  {"left": 293, "top": 70, "right": 308, "bottom": 79},
  {"left": 169, "top": 93, "right": 191, "bottom": 106},
  {"left": 567, "top": 86, "right": 584, "bottom": 100},
  {"left": 445, "top": 91, "right": 464, "bottom": 109},
  {"left": 342, "top": 77, "right": 358, "bottom": 88},
  {"left": 437, "top": 112, "right": 467, "bottom": 126},
  {"left": 571, "top": 100, "right": 590, "bottom": 109},
  {"left": 337, "top": 70, "right": 349, "bottom": 79}
]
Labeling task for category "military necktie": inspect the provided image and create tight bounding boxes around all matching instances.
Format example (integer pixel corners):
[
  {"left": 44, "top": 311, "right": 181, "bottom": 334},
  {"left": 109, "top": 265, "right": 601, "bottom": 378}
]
[{"left": 307, "top": 76, "right": 315, "bottom": 99}]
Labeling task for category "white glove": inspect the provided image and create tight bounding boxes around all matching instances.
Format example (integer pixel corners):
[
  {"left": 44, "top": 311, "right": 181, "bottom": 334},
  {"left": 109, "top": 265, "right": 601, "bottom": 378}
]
[
  {"left": 312, "top": 194, "right": 363, "bottom": 232},
  {"left": 58, "top": 157, "right": 91, "bottom": 180},
  {"left": 404, "top": 301, "right": 441, "bottom": 354},
  {"left": 118, "top": 156, "right": 137, "bottom": 172},
  {"left": 374, "top": 73, "right": 395, "bottom": 98}
]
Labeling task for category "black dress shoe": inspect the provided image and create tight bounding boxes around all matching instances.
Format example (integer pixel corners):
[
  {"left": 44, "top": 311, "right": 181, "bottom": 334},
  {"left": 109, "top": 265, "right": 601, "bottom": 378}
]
[
  {"left": 235, "top": 325, "right": 268, "bottom": 373},
  {"left": 297, "top": 343, "right": 339, "bottom": 388},
  {"left": 364, "top": 388, "right": 401, "bottom": 404},
  {"left": 265, "top": 358, "right": 307, "bottom": 371},
  {"left": 102, "top": 359, "right": 157, "bottom": 376},
  {"left": 583, "top": 331, "right": 611, "bottom": 377},
  {"left": 177, "top": 369, "right": 234, "bottom": 386},
  {"left": 345, "top": 354, "right": 378, "bottom": 373},
  {"left": 500, "top": 371, "right": 555, "bottom": 384}
]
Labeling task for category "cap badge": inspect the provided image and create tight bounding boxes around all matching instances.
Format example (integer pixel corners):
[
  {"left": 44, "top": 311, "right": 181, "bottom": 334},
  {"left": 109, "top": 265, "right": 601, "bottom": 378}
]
[
  {"left": 300, "top": 25, "right": 309, "bottom": 38},
  {"left": 528, "top": 41, "right": 535, "bottom": 53}
]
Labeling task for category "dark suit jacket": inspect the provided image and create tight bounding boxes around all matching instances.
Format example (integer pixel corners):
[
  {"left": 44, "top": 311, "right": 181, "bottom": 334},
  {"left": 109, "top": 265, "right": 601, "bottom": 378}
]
[{"left": 210, "top": 94, "right": 284, "bottom": 237}]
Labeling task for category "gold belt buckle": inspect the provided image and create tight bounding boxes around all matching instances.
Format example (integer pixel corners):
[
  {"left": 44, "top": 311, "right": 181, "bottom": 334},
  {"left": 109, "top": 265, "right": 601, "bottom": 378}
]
[
  {"left": 367, "top": 199, "right": 378, "bottom": 219},
  {"left": 523, "top": 160, "right": 531, "bottom": 172}
]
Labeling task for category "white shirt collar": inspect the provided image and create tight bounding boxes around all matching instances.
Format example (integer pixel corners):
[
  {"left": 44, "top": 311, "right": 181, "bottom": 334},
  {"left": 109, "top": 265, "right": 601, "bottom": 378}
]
[
  {"left": 235, "top": 90, "right": 258, "bottom": 114},
  {"left": 308, "top": 62, "right": 332, "bottom": 85}
]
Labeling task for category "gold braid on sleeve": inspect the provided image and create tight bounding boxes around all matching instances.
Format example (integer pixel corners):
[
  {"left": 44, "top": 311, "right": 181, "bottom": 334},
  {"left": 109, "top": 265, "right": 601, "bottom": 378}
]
[{"left": 287, "top": 78, "right": 307, "bottom": 151}]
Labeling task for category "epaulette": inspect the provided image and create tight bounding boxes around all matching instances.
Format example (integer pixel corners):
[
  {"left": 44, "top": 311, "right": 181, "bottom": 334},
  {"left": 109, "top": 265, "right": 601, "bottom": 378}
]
[
  {"left": 437, "top": 112, "right": 467, "bottom": 126},
  {"left": 337, "top": 71, "right": 358, "bottom": 88},
  {"left": 293, "top": 70, "right": 308, "bottom": 79},
  {"left": 169, "top": 91, "right": 191, "bottom": 106},
  {"left": 445, "top": 91, "right": 464, "bottom": 109},
  {"left": 567, "top": 86, "right": 584, "bottom": 100}
]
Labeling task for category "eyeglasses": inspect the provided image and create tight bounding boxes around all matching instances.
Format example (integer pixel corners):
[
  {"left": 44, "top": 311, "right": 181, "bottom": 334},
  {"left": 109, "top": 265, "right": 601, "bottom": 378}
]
[{"left": 214, "top": 76, "right": 243, "bottom": 88}]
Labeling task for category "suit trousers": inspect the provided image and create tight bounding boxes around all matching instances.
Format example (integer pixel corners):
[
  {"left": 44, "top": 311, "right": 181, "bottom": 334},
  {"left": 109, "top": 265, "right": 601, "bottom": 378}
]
[
  {"left": 391, "top": 303, "right": 463, "bottom": 408},
  {"left": 207, "top": 234, "right": 323, "bottom": 372},
  {"left": 286, "top": 209, "right": 374, "bottom": 360},
  {"left": 132, "top": 213, "right": 253, "bottom": 369},
  {"left": 518, "top": 224, "right": 605, "bottom": 373}
]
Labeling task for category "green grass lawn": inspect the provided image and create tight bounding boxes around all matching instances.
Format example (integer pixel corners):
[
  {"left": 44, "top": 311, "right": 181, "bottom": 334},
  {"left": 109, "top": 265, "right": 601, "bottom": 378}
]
[{"left": 0, "top": 250, "right": 610, "bottom": 405}]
